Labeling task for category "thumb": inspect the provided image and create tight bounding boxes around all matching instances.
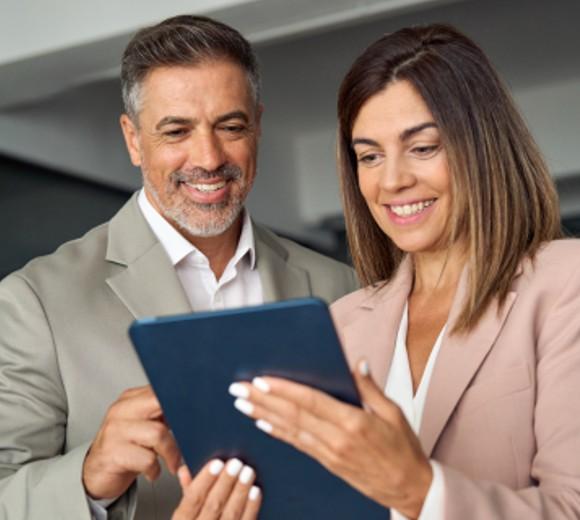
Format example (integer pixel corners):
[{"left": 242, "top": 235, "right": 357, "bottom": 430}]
[
  {"left": 353, "top": 358, "right": 406, "bottom": 424},
  {"left": 177, "top": 465, "right": 192, "bottom": 491}
]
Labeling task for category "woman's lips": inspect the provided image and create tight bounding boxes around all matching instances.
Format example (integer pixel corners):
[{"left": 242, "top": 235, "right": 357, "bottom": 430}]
[{"left": 385, "top": 198, "right": 437, "bottom": 225}]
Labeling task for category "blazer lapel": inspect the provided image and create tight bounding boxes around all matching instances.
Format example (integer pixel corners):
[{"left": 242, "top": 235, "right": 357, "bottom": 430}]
[
  {"left": 341, "top": 258, "right": 414, "bottom": 388},
  {"left": 253, "top": 224, "right": 311, "bottom": 302},
  {"left": 419, "top": 268, "right": 518, "bottom": 456},
  {"left": 104, "top": 194, "right": 191, "bottom": 320}
]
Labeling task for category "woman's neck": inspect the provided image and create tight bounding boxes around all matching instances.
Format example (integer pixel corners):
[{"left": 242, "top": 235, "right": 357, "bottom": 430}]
[{"left": 411, "top": 244, "right": 466, "bottom": 296}]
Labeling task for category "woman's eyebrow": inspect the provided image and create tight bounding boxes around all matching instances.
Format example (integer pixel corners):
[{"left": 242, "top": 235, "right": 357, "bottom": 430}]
[
  {"left": 351, "top": 137, "right": 379, "bottom": 147},
  {"left": 399, "top": 122, "right": 438, "bottom": 141}
]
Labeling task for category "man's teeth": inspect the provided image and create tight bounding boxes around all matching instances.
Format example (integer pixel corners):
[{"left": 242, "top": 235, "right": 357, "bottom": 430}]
[
  {"left": 390, "top": 199, "right": 435, "bottom": 217},
  {"left": 186, "top": 181, "right": 226, "bottom": 192}
]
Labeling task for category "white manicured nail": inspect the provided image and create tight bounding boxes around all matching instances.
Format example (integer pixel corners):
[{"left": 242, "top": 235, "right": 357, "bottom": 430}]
[
  {"left": 249, "top": 486, "right": 261, "bottom": 501},
  {"left": 234, "top": 398, "right": 254, "bottom": 416},
  {"left": 229, "top": 382, "right": 250, "bottom": 399},
  {"left": 226, "top": 458, "right": 243, "bottom": 477},
  {"left": 239, "top": 465, "right": 255, "bottom": 484},
  {"left": 208, "top": 459, "right": 224, "bottom": 475},
  {"left": 252, "top": 377, "right": 270, "bottom": 393},
  {"left": 358, "top": 359, "right": 370, "bottom": 376},
  {"left": 256, "top": 419, "right": 273, "bottom": 433}
]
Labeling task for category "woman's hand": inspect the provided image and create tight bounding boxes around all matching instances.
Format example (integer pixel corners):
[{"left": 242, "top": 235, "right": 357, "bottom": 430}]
[
  {"left": 228, "top": 360, "right": 432, "bottom": 519},
  {"left": 172, "top": 458, "right": 262, "bottom": 520}
]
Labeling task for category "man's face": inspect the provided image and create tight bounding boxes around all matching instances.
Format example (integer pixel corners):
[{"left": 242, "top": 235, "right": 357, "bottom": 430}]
[{"left": 121, "top": 61, "right": 261, "bottom": 239}]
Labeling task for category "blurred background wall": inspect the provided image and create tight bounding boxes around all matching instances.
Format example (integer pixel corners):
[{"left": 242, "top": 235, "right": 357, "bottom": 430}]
[{"left": 1, "top": 0, "right": 579, "bottom": 277}]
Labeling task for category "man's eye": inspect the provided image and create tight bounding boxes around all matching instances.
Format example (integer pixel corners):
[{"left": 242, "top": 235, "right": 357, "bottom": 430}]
[
  {"left": 221, "top": 124, "right": 246, "bottom": 134},
  {"left": 164, "top": 128, "right": 188, "bottom": 138}
]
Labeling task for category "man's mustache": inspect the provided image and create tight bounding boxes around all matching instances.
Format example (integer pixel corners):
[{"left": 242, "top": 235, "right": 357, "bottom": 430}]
[{"left": 171, "top": 164, "right": 242, "bottom": 183}]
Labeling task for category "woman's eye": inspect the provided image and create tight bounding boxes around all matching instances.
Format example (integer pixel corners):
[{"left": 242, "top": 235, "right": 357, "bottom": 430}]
[
  {"left": 412, "top": 145, "right": 439, "bottom": 156},
  {"left": 357, "top": 153, "right": 381, "bottom": 165}
]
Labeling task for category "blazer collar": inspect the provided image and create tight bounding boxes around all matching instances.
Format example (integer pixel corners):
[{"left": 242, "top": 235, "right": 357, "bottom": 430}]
[
  {"left": 339, "top": 256, "right": 519, "bottom": 456},
  {"left": 419, "top": 269, "right": 518, "bottom": 455},
  {"left": 105, "top": 193, "right": 192, "bottom": 319},
  {"left": 340, "top": 256, "right": 414, "bottom": 389},
  {"left": 253, "top": 224, "right": 312, "bottom": 302},
  {"left": 104, "top": 196, "right": 312, "bottom": 317}
]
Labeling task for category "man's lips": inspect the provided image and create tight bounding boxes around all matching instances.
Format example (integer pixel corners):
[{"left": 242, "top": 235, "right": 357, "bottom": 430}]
[
  {"left": 180, "top": 179, "right": 231, "bottom": 203},
  {"left": 182, "top": 179, "right": 227, "bottom": 193}
]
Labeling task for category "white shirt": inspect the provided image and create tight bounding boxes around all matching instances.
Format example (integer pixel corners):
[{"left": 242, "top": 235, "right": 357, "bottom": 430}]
[
  {"left": 88, "top": 190, "right": 264, "bottom": 519},
  {"left": 385, "top": 303, "right": 446, "bottom": 520},
  {"left": 138, "top": 189, "right": 263, "bottom": 311}
]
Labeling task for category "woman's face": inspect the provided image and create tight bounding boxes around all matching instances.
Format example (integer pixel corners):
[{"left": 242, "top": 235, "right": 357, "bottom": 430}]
[{"left": 352, "top": 80, "right": 451, "bottom": 255}]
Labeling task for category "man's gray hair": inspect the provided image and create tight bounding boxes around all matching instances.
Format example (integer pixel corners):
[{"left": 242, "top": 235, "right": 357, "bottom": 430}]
[{"left": 121, "top": 15, "right": 261, "bottom": 123}]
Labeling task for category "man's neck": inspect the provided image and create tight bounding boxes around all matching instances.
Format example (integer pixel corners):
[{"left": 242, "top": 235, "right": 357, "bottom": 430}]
[{"left": 179, "top": 215, "right": 243, "bottom": 280}]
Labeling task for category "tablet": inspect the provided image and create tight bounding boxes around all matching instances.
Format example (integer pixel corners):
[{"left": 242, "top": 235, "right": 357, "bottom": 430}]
[{"left": 129, "top": 297, "right": 389, "bottom": 519}]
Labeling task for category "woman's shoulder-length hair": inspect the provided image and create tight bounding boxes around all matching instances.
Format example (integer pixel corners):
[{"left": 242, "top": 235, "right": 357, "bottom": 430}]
[{"left": 337, "top": 23, "right": 562, "bottom": 333}]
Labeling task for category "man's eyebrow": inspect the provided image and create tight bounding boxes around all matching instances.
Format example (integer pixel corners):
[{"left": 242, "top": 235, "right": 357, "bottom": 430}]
[
  {"left": 155, "top": 116, "right": 194, "bottom": 131},
  {"left": 214, "top": 110, "right": 250, "bottom": 125},
  {"left": 400, "top": 122, "right": 438, "bottom": 141}
]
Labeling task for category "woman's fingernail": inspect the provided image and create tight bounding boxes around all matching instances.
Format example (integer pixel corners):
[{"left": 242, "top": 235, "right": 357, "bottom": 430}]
[
  {"left": 252, "top": 377, "right": 270, "bottom": 393},
  {"left": 226, "top": 458, "right": 243, "bottom": 477},
  {"left": 256, "top": 419, "right": 273, "bottom": 433},
  {"left": 228, "top": 382, "right": 249, "bottom": 399},
  {"left": 239, "top": 465, "right": 255, "bottom": 484},
  {"left": 234, "top": 398, "right": 254, "bottom": 416},
  {"left": 358, "top": 359, "right": 370, "bottom": 376},
  {"left": 249, "top": 486, "right": 261, "bottom": 501},
  {"left": 208, "top": 459, "right": 224, "bottom": 475}
]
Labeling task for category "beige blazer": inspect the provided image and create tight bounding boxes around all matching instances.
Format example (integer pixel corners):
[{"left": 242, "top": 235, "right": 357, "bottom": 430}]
[
  {"left": 0, "top": 194, "right": 358, "bottom": 520},
  {"left": 331, "top": 239, "right": 580, "bottom": 519}
]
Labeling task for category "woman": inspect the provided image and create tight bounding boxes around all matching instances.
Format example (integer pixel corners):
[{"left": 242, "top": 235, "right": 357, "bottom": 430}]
[{"left": 228, "top": 24, "right": 580, "bottom": 518}]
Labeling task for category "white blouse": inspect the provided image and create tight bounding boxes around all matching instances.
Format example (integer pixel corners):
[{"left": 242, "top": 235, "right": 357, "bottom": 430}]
[{"left": 384, "top": 303, "right": 446, "bottom": 520}]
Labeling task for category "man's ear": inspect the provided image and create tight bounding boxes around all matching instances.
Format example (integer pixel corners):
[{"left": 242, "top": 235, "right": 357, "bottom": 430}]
[{"left": 120, "top": 114, "right": 142, "bottom": 167}]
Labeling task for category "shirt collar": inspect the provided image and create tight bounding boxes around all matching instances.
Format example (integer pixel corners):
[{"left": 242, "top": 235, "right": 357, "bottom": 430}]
[{"left": 137, "top": 189, "right": 256, "bottom": 269}]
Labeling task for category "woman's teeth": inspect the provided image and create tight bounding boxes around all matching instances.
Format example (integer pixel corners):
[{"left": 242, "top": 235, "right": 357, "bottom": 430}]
[
  {"left": 186, "top": 180, "right": 226, "bottom": 192},
  {"left": 390, "top": 199, "right": 435, "bottom": 217}
]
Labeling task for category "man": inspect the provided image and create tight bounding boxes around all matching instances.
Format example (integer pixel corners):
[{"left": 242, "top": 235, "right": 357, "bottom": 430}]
[{"left": 0, "top": 15, "right": 357, "bottom": 520}]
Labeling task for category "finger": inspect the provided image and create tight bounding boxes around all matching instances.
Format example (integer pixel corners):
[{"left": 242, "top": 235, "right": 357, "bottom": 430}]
[
  {"left": 230, "top": 378, "right": 356, "bottom": 427},
  {"left": 111, "top": 386, "right": 163, "bottom": 420},
  {"left": 232, "top": 393, "right": 345, "bottom": 455},
  {"left": 241, "top": 486, "right": 262, "bottom": 520},
  {"left": 173, "top": 459, "right": 225, "bottom": 520},
  {"left": 120, "top": 419, "right": 181, "bottom": 474},
  {"left": 177, "top": 465, "right": 192, "bottom": 490},
  {"left": 109, "top": 443, "right": 161, "bottom": 480},
  {"left": 353, "top": 359, "right": 407, "bottom": 425},
  {"left": 220, "top": 464, "right": 256, "bottom": 518},
  {"left": 199, "top": 458, "right": 244, "bottom": 518}
]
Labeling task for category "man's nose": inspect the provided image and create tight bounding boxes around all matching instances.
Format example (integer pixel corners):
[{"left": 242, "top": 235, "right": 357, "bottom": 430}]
[{"left": 192, "top": 132, "right": 226, "bottom": 172}]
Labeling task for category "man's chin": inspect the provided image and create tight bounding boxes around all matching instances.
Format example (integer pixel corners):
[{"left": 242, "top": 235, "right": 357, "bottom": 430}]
[{"left": 168, "top": 207, "right": 243, "bottom": 239}]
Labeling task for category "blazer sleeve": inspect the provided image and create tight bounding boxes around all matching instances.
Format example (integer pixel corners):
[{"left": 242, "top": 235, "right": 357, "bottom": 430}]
[
  {"left": 0, "top": 273, "right": 137, "bottom": 519},
  {"left": 438, "top": 266, "right": 580, "bottom": 518}
]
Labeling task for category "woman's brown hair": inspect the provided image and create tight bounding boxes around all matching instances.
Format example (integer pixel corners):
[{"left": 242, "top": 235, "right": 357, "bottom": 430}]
[{"left": 337, "top": 24, "right": 562, "bottom": 332}]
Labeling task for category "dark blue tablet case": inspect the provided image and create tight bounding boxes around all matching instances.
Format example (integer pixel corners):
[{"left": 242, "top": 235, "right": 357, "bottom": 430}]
[{"left": 129, "top": 297, "right": 389, "bottom": 519}]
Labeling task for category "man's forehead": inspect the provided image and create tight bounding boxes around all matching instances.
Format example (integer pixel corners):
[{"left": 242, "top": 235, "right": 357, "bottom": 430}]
[{"left": 137, "top": 62, "right": 256, "bottom": 122}]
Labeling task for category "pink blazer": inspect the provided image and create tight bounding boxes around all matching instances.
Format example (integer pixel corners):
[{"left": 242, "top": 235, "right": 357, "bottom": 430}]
[{"left": 331, "top": 240, "right": 580, "bottom": 518}]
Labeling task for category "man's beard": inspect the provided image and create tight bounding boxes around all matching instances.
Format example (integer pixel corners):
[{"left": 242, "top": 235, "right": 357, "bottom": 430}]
[{"left": 144, "top": 164, "right": 250, "bottom": 238}]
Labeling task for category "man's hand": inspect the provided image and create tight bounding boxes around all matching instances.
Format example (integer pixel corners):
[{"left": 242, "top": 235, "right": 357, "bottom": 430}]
[
  {"left": 173, "top": 459, "right": 261, "bottom": 520},
  {"left": 82, "top": 385, "right": 181, "bottom": 499}
]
